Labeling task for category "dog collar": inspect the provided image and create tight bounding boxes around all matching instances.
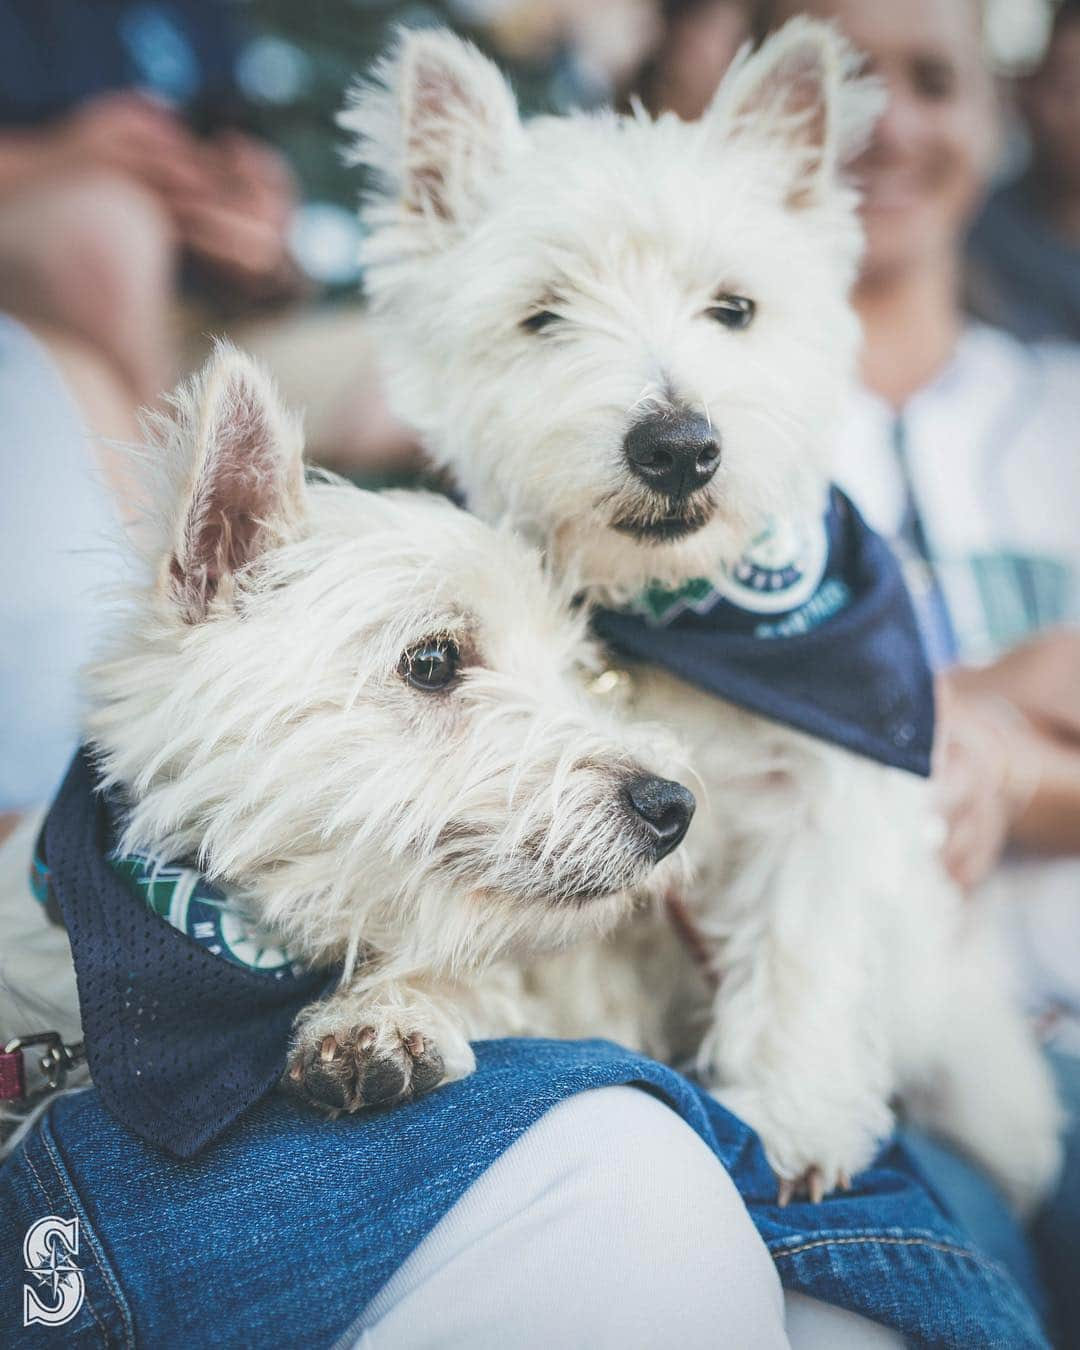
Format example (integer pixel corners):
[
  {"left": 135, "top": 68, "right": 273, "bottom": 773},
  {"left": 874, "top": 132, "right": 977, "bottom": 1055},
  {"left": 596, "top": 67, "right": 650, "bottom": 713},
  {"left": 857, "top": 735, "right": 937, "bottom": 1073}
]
[
  {"left": 33, "top": 749, "right": 338, "bottom": 1157},
  {"left": 592, "top": 488, "right": 935, "bottom": 776}
]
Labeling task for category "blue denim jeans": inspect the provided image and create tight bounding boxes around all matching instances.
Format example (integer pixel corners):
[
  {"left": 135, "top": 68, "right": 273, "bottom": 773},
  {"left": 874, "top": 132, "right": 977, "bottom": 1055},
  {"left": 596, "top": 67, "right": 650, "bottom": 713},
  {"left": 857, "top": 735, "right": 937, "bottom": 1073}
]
[
  {"left": 907, "top": 1052, "right": 1080, "bottom": 1350},
  {"left": 0, "top": 1039, "right": 1050, "bottom": 1348}
]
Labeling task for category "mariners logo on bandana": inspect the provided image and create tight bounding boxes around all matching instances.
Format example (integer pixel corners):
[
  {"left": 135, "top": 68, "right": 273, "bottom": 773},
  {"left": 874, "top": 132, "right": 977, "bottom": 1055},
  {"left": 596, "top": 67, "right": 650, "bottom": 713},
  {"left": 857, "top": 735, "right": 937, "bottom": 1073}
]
[
  {"left": 110, "top": 852, "right": 303, "bottom": 978},
  {"left": 32, "top": 838, "right": 303, "bottom": 978},
  {"left": 717, "top": 513, "right": 829, "bottom": 614},
  {"left": 632, "top": 509, "right": 848, "bottom": 639}
]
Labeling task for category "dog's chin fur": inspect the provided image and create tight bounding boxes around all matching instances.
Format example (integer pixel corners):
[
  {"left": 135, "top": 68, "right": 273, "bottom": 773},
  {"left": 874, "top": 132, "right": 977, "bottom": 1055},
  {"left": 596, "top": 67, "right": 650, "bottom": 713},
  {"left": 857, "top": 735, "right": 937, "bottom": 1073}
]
[
  {"left": 543, "top": 477, "right": 811, "bottom": 603},
  {"left": 557, "top": 500, "right": 757, "bottom": 602},
  {"left": 341, "top": 20, "right": 1066, "bottom": 1211}
]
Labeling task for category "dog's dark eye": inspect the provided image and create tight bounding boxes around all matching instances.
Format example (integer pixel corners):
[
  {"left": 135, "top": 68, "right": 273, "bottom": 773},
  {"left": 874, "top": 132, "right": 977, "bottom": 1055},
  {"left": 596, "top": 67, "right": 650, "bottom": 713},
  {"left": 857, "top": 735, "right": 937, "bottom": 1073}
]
[
  {"left": 400, "top": 638, "right": 461, "bottom": 692},
  {"left": 706, "top": 295, "right": 756, "bottom": 331},
  {"left": 521, "top": 309, "right": 560, "bottom": 334}
]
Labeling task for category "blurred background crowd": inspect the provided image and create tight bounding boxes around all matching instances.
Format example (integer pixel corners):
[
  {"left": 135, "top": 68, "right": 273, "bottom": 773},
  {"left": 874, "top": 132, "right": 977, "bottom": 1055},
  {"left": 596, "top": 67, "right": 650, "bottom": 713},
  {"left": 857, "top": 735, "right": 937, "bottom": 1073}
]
[{"left": 2, "top": 0, "right": 1079, "bottom": 1039}]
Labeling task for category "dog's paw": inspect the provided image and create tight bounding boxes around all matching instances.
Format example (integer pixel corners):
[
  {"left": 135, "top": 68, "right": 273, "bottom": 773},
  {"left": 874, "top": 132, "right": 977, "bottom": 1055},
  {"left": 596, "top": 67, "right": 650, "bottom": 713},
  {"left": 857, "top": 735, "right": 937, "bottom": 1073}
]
[
  {"left": 714, "top": 1084, "right": 889, "bottom": 1205},
  {"left": 284, "top": 1022, "right": 446, "bottom": 1115}
]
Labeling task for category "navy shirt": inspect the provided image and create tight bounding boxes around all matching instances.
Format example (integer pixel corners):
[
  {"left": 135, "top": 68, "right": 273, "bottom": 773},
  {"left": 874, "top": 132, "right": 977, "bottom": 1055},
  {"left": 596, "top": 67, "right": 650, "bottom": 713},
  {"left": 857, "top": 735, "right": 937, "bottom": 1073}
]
[{"left": 0, "top": 0, "right": 244, "bottom": 130}]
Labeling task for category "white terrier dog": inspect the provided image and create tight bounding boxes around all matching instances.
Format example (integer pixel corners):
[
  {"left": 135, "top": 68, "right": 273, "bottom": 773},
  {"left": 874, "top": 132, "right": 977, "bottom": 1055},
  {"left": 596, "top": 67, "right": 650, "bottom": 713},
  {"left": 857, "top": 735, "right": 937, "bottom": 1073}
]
[
  {"left": 343, "top": 19, "right": 1062, "bottom": 1210},
  {"left": 0, "top": 344, "right": 694, "bottom": 1131}
]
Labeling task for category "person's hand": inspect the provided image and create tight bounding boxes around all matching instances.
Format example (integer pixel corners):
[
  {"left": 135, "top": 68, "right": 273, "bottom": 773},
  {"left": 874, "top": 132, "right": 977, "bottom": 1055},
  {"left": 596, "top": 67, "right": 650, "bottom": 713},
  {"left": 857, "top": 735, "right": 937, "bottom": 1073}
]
[
  {"left": 169, "top": 130, "right": 301, "bottom": 298},
  {"left": 48, "top": 91, "right": 212, "bottom": 200},
  {"left": 933, "top": 674, "right": 1042, "bottom": 891}
]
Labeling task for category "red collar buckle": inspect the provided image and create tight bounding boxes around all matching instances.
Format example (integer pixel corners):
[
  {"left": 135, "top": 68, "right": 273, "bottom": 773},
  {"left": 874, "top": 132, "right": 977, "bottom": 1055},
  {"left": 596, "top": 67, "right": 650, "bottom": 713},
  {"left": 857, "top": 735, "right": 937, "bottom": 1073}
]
[
  {"left": 1, "top": 1033, "right": 84, "bottom": 1102},
  {"left": 0, "top": 1044, "right": 27, "bottom": 1102}
]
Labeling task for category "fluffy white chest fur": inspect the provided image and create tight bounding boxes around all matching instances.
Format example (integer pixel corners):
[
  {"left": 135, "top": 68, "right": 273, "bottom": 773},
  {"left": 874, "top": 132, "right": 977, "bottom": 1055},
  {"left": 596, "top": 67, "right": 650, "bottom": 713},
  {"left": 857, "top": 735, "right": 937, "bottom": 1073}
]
[{"left": 623, "top": 670, "right": 1060, "bottom": 1209}]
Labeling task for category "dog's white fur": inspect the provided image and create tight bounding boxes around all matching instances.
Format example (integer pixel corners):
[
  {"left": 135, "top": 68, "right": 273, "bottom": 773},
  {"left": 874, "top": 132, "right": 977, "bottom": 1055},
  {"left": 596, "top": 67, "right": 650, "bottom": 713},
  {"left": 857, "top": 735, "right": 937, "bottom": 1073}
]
[
  {"left": 1, "top": 344, "right": 694, "bottom": 1126},
  {"left": 344, "top": 19, "right": 1063, "bottom": 1210}
]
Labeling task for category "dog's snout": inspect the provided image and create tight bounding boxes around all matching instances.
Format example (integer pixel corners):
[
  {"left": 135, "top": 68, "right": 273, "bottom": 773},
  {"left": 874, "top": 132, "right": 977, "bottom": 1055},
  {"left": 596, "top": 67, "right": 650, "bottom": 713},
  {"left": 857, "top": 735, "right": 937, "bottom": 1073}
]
[
  {"left": 624, "top": 412, "right": 720, "bottom": 497},
  {"left": 624, "top": 775, "right": 696, "bottom": 861}
]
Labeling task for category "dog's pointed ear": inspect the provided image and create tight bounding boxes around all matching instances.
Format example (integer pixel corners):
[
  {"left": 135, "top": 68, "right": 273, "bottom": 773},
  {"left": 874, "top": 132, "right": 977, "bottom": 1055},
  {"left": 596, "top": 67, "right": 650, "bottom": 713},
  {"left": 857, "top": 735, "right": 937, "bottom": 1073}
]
[
  {"left": 158, "top": 344, "right": 307, "bottom": 623},
  {"left": 340, "top": 27, "right": 522, "bottom": 235},
  {"left": 707, "top": 18, "right": 883, "bottom": 209}
]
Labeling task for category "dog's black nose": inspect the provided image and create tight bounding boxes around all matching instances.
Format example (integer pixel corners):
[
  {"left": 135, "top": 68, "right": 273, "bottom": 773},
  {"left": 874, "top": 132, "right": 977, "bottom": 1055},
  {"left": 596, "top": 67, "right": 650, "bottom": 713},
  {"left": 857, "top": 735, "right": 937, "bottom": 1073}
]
[
  {"left": 624, "top": 412, "right": 720, "bottom": 497},
  {"left": 625, "top": 776, "right": 696, "bottom": 861}
]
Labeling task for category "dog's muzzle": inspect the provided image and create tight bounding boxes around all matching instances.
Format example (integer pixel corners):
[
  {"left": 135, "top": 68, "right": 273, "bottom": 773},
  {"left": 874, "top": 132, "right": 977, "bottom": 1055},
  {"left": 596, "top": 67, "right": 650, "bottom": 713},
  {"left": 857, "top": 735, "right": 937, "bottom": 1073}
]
[{"left": 624, "top": 775, "right": 696, "bottom": 861}]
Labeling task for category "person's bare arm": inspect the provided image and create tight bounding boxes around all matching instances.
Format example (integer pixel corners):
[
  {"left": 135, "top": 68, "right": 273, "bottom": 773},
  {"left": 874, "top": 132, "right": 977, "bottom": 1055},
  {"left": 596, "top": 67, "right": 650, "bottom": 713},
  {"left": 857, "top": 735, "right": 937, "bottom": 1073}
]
[
  {"left": 0, "top": 127, "right": 64, "bottom": 195},
  {"left": 1011, "top": 723, "right": 1080, "bottom": 854},
  {"left": 0, "top": 93, "right": 210, "bottom": 202},
  {"left": 950, "top": 629, "right": 1080, "bottom": 740}
]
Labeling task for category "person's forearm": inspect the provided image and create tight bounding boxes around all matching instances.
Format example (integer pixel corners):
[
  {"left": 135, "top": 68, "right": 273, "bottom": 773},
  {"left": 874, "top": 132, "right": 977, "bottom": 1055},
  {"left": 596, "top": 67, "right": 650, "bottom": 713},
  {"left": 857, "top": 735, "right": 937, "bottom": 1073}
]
[
  {"left": 1011, "top": 726, "right": 1080, "bottom": 855},
  {"left": 0, "top": 127, "right": 64, "bottom": 198},
  {"left": 952, "top": 631, "right": 1080, "bottom": 739}
]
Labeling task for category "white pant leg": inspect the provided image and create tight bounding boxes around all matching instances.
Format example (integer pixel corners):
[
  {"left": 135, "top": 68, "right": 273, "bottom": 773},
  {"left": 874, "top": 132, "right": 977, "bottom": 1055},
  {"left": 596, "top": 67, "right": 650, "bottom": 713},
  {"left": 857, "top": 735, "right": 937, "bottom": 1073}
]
[
  {"left": 347, "top": 1085, "right": 901, "bottom": 1350},
  {"left": 0, "top": 316, "right": 124, "bottom": 810},
  {"left": 783, "top": 1291, "right": 904, "bottom": 1349}
]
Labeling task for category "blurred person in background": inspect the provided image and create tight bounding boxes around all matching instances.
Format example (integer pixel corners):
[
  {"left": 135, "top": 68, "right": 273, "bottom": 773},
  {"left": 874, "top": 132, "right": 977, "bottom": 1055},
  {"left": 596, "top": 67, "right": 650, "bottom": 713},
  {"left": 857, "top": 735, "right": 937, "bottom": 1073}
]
[
  {"left": 0, "top": 0, "right": 300, "bottom": 422},
  {"left": 750, "top": 0, "right": 1080, "bottom": 902},
  {"left": 0, "top": 0, "right": 305, "bottom": 815},
  {"left": 760, "top": 0, "right": 1080, "bottom": 1341},
  {"left": 642, "top": 0, "right": 1080, "bottom": 999},
  {"left": 623, "top": 0, "right": 750, "bottom": 117},
  {"left": 640, "top": 0, "right": 1080, "bottom": 1339},
  {"left": 970, "top": 0, "right": 1080, "bottom": 340}
]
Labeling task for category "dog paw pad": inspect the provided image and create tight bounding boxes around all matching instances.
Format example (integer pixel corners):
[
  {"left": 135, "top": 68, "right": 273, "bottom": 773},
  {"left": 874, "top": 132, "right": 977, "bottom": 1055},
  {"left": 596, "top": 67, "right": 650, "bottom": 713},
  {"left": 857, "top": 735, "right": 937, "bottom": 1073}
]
[{"left": 283, "top": 1021, "right": 446, "bottom": 1114}]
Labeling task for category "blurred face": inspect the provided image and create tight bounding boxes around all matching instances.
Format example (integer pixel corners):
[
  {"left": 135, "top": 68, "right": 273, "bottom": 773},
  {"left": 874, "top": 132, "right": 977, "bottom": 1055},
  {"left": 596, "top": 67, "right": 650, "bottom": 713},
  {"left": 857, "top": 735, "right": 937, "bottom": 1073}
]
[
  {"left": 1022, "top": 20, "right": 1080, "bottom": 191},
  {"left": 772, "top": 0, "right": 996, "bottom": 284}
]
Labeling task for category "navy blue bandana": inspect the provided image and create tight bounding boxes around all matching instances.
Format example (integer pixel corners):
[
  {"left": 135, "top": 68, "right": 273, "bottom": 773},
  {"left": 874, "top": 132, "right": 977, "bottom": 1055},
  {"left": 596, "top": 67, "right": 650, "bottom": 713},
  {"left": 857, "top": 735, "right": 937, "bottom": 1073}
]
[
  {"left": 38, "top": 748, "right": 338, "bottom": 1158},
  {"left": 592, "top": 489, "right": 935, "bottom": 776}
]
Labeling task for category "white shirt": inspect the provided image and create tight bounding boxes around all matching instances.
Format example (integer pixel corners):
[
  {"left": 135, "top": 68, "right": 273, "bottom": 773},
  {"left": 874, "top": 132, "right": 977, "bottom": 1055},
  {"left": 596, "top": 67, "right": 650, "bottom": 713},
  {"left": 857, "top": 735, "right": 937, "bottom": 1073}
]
[
  {"left": 833, "top": 324, "right": 1080, "bottom": 667},
  {"left": 831, "top": 324, "right": 1080, "bottom": 1023}
]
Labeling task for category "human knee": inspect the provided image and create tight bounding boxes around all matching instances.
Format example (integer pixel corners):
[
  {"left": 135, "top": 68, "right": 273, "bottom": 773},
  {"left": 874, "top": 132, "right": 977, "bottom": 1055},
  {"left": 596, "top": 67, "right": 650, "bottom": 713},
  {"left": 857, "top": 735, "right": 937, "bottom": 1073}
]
[
  {"left": 357, "top": 1087, "right": 788, "bottom": 1350},
  {"left": 536, "top": 1088, "right": 785, "bottom": 1336},
  {"left": 18, "top": 172, "right": 175, "bottom": 332}
]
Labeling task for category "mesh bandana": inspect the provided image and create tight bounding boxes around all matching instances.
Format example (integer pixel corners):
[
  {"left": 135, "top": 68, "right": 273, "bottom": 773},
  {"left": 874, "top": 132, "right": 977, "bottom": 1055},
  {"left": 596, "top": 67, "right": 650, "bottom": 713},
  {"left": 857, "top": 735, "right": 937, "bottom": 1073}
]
[
  {"left": 39, "top": 749, "right": 337, "bottom": 1158},
  {"left": 592, "top": 488, "right": 935, "bottom": 776}
]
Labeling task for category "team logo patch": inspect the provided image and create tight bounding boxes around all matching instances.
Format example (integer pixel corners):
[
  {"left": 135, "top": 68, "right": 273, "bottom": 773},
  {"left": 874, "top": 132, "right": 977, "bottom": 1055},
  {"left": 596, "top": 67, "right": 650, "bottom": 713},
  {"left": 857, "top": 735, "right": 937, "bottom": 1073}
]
[
  {"left": 111, "top": 852, "right": 303, "bottom": 979},
  {"left": 632, "top": 512, "right": 831, "bottom": 627},
  {"left": 712, "top": 513, "right": 829, "bottom": 614},
  {"left": 23, "top": 1216, "right": 84, "bottom": 1328}
]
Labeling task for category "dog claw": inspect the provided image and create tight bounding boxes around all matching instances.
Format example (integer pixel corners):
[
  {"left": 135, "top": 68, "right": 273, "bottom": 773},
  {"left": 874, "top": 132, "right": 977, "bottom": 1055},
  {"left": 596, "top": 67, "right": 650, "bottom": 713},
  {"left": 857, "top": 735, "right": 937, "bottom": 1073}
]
[
  {"left": 320, "top": 1035, "right": 340, "bottom": 1062},
  {"left": 776, "top": 1165, "right": 839, "bottom": 1206}
]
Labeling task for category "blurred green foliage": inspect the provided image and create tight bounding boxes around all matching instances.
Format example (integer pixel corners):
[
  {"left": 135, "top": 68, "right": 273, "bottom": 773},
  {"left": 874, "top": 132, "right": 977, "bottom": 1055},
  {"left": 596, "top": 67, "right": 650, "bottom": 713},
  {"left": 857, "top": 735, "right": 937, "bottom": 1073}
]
[{"left": 241, "top": 0, "right": 573, "bottom": 211}]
